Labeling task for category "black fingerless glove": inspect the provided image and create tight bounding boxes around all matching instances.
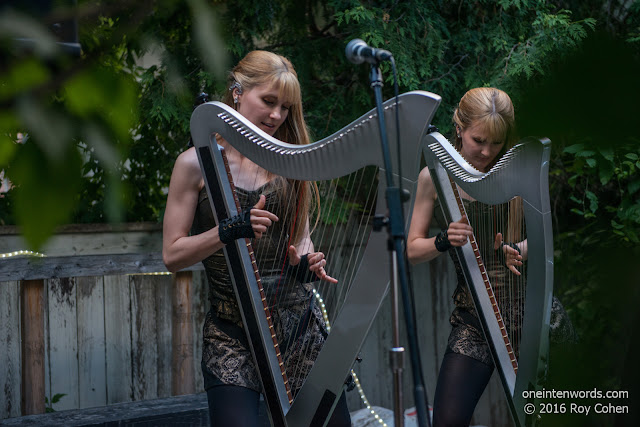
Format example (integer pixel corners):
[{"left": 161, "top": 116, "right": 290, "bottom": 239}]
[
  {"left": 218, "top": 208, "right": 255, "bottom": 244},
  {"left": 434, "top": 230, "right": 452, "bottom": 252},
  {"left": 287, "top": 254, "right": 317, "bottom": 283}
]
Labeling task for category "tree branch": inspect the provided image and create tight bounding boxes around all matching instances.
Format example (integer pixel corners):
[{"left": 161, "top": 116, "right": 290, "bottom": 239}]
[{"left": 423, "top": 54, "right": 468, "bottom": 84}]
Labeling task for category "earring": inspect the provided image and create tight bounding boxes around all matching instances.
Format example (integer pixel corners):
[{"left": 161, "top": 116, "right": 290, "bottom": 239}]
[
  {"left": 229, "top": 81, "right": 243, "bottom": 94},
  {"left": 234, "top": 96, "right": 238, "bottom": 104}
]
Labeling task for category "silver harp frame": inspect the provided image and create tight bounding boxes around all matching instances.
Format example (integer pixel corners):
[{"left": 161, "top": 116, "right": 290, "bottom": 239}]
[
  {"left": 421, "top": 131, "right": 554, "bottom": 427},
  {"left": 190, "top": 90, "right": 441, "bottom": 426}
]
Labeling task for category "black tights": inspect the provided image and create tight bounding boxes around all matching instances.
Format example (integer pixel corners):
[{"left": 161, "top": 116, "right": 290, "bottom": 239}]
[
  {"left": 207, "top": 385, "right": 351, "bottom": 427},
  {"left": 432, "top": 352, "right": 494, "bottom": 427}
]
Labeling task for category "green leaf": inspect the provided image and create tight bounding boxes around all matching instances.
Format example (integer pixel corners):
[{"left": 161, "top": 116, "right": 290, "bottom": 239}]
[
  {"left": 599, "top": 148, "right": 614, "bottom": 161},
  {"left": 51, "top": 393, "right": 66, "bottom": 404},
  {"left": 11, "top": 140, "right": 82, "bottom": 250},
  {"left": 0, "top": 59, "right": 50, "bottom": 100},
  {"left": 599, "top": 160, "right": 615, "bottom": 185},
  {"left": 585, "top": 190, "right": 598, "bottom": 213},
  {"left": 611, "top": 220, "right": 624, "bottom": 230},
  {"left": 576, "top": 150, "right": 596, "bottom": 158},
  {"left": 0, "top": 134, "right": 18, "bottom": 166},
  {"left": 563, "top": 144, "right": 584, "bottom": 154}
]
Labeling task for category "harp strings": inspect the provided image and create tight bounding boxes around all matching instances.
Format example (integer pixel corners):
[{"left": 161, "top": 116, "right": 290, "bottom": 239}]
[
  {"left": 462, "top": 183, "right": 527, "bottom": 365},
  {"left": 234, "top": 152, "right": 377, "bottom": 396},
  {"left": 451, "top": 179, "right": 518, "bottom": 373}
]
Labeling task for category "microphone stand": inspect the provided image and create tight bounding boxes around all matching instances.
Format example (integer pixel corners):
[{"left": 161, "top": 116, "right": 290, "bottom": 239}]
[{"left": 368, "top": 63, "right": 431, "bottom": 427}]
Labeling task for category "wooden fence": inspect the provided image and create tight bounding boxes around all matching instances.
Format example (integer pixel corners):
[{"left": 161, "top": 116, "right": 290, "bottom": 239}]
[{"left": 0, "top": 223, "right": 512, "bottom": 426}]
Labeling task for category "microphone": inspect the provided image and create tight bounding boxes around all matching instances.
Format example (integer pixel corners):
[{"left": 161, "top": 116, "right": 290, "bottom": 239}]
[{"left": 345, "top": 38, "right": 392, "bottom": 65}]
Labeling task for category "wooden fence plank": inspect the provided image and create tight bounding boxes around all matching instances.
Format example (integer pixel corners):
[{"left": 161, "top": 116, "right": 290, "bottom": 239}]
[
  {"left": 76, "top": 276, "right": 107, "bottom": 409},
  {"left": 43, "top": 281, "right": 50, "bottom": 411},
  {"left": 130, "top": 275, "right": 158, "bottom": 401},
  {"left": 46, "top": 277, "right": 79, "bottom": 411},
  {"left": 155, "top": 274, "right": 173, "bottom": 398},
  {"left": 171, "top": 271, "right": 195, "bottom": 396},
  {"left": 0, "top": 223, "right": 162, "bottom": 257},
  {"left": 191, "top": 270, "right": 208, "bottom": 393},
  {"left": 0, "top": 253, "right": 203, "bottom": 282},
  {"left": 0, "top": 281, "right": 22, "bottom": 418},
  {"left": 20, "top": 279, "right": 45, "bottom": 416},
  {"left": 103, "top": 275, "right": 133, "bottom": 405}
]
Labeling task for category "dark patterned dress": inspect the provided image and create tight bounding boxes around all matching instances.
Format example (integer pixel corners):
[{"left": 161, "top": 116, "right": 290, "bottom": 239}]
[{"left": 191, "top": 182, "right": 328, "bottom": 396}]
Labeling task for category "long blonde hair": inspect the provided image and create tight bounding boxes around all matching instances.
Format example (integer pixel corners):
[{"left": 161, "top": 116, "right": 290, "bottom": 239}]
[
  {"left": 452, "top": 87, "right": 517, "bottom": 164},
  {"left": 224, "top": 50, "right": 319, "bottom": 246}
]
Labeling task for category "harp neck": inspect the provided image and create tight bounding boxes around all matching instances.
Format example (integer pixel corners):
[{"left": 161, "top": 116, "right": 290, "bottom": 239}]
[{"left": 191, "top": 91, "right": 441, "bottom": 182}]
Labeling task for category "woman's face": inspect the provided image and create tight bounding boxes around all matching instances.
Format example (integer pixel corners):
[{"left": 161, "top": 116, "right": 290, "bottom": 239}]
[
  {"left": 459, "top": 121, "right": 505, "bottom": 172},
  {"left": 235, "top": 83, "right": 291, "bottom": 136}
]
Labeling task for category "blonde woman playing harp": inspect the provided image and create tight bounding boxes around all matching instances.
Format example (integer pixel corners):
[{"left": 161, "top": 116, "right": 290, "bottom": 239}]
[
  {"left": 162, "top": 51, "right": 350, "bottom": 427},
  {"left": 408, "top": 87, "right": 527, "bottom": 426}
]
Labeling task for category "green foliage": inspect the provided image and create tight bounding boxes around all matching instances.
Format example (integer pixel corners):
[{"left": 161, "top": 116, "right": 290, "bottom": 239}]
[
  {"left": 0, "top": 0, "right": 227, "bottom": 245},
  {"left": 562, "top": 142, "right": 640, "bottom": 241}
]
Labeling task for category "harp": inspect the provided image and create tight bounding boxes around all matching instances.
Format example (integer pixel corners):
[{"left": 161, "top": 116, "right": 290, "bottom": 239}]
[
  {"left": 422, "top": 131, "right": 554, "bottom": 427},
  {"left": 190, "top": 91, "right": 441, "bottom": 426}
]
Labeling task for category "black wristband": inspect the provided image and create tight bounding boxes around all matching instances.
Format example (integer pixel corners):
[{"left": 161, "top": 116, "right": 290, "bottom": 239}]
[
  {"left": 501, "top": 242, "right": 521, "bottom": 254},
  {"left": 434, "top": 230, "right": 452, "bottom": 252},
  {"left": 218, "top": 208, "right": 255, "bottom": 244},
  {"left": 288, "top": 254, "right": 317, "bottom": 283}
]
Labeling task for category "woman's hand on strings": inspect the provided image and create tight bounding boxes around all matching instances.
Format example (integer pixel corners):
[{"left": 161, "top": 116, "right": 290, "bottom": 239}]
[
  {"left": 250, "top": 195, "right": 279, "bottom": 239},
  {"left": 447, "top": 216, "right": 474, "bottom": 247},
  {"left": 288, "top": 245, "right": 339, "bottom": 284},
  {"left": 494, "top": 232, "right": 523, "bottom": 276}
]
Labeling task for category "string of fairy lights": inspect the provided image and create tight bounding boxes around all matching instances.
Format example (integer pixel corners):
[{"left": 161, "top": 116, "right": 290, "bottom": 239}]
[
  {"left": 2, "top": 251, "right": 386, "bottom": 424},
  {"left": 0, "top": 250, "right": 46, "bottom": 258}
]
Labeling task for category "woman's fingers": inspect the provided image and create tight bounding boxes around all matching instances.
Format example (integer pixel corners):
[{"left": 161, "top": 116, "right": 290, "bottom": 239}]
[
  {"left": 307, "top": 252, "right": 338, "bottom": 284},
  {"left": 287, "top": 245, "right": 301, "bottom": 265},
  {"left": 508, "top": 264, "right": 522, "bottom": 276},
  {"left": 504, "top": 246, "right": 523, "bottom": 275},
  {"left": 307, "top": 252, "right": 324, "bottom": 265},
  {"left": 249, "top": 200, "right": 278, "bottom": 239},
  {"left": 313, "top": 266, "right": 338, "bottom": 283},
  {"left": 318, "top": 270, "right": 338, "bottom": 284},
  {"left": 251, "top": 210, "right": 278, "bottom": 224},
  {"left": 447, "top": 218, "right": 473, "bottom": 246}
]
